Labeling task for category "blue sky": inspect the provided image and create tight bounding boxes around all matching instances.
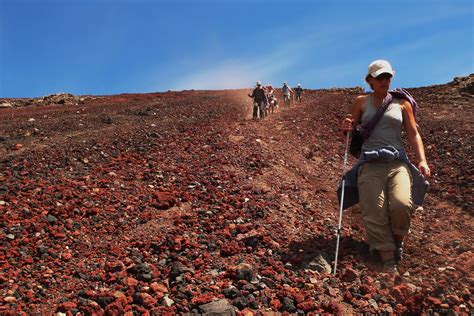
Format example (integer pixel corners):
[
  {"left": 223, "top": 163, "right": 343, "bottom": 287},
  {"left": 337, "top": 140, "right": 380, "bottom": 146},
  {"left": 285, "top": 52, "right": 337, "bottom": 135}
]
[{"left": 1, "top": 0, "right": 473, "bottom": 98}]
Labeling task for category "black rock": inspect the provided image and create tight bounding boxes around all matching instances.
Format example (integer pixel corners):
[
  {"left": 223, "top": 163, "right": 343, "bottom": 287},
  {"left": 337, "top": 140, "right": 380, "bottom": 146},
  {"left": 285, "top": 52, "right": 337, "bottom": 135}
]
[
  {"left": 261, "top": 277, "right": 275, "bottom": 288},
  {"left": 235, "top": 266, "right": 253, "bottom": 282},
  {"left": 282, "top": 297, "right": 296, "bottom": 312},
  {"left": 247, "top": 294, "right": 258, "bottom": 309},
  {"left": 36, "top": 245, "right": 49, "bottom": 255},
  {"left": 242, "top": 284, "right": 257, "bottom": 293},
  {"left": 169, "top": 262, "right": 184, "bottom": 281},
  {"left": 138, "top": 273, "right": 153, "bottom": 282},
  {"left": 233, "top": 296, "right": 248, "bottom": 309},
  {"left": 127, "top": 263, "right": 151, "bottom": 276},
  {"left": 46, "top": 214, "right": 58, "bottom": 224},
  {"left": 132, "top": 292, "right": 142, "bottom": 305},
  {"left": 94, "top": 295, "right": 114, "bottom": 308},
  {"left": 222, "top": 286, "right": 239, "bottom": 299}
]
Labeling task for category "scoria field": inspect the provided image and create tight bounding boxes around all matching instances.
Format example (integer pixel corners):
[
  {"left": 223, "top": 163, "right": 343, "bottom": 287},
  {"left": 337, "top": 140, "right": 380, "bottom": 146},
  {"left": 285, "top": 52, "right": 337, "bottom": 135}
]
[{"left": 0, "top": 76, "right": 472, "bottom": 315}]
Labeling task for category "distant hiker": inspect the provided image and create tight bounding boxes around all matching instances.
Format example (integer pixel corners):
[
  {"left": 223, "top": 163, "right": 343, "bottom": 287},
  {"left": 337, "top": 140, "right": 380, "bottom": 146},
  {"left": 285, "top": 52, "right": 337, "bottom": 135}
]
[
  {"left": 266, "top": 84, "right": 278, "bottom": 113},
  {"left": 249, "top": 81, "right": 268, "bottom": 119},
  {"left": 339, "top": 60, "right": 430, "bottom": 273},
  {"left": 294, "top": 84, "right": 304, "bottom": 102},
  {"left": 282, "top": 82, "right": 293, "bottom": 108}
]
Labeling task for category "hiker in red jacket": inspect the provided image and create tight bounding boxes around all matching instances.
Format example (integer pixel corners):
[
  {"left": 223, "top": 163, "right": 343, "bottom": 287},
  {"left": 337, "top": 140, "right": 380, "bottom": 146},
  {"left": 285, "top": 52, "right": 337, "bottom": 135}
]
[
  {"left": 340, "top": 60, "right": 431, "bottom": 273},
  {"left": 248, "top": 81, "right": 268, "bottom": 119}
]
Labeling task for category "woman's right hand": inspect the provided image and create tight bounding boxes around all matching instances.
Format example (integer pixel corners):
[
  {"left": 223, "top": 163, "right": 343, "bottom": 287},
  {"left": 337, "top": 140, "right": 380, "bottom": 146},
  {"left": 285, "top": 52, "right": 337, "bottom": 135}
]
[{"left": 341, "top": 114, "right": 354, "bottom": 132}]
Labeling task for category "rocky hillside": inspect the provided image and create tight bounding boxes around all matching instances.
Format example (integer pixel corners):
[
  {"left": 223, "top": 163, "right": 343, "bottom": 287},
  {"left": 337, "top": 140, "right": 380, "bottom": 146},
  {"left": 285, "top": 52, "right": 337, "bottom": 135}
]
[{"left": 0, "top": 76, "right": 472, "bottom": 314}]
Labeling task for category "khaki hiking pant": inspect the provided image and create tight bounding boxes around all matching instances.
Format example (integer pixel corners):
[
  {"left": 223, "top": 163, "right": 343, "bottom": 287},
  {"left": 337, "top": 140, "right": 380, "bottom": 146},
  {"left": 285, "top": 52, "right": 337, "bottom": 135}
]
[{"left": 357, "top": 160, "right": 414, "bottom": 252}]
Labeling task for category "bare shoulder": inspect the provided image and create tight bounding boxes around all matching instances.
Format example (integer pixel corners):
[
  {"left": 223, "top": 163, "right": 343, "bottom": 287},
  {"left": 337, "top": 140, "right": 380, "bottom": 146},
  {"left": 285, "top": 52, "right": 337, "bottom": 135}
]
[
  {"left": 399, "top": 99, "right": 413, "bottom": 112},
  {"left": 354, "top": 95, "right": 367, "bottom": 103},
  {"left": 352, "top": 95, "right": 367, "bottom": 111}
]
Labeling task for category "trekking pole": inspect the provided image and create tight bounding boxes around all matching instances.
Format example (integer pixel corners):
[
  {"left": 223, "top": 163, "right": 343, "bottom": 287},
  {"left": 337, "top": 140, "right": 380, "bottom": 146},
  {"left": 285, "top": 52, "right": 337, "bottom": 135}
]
[{"left": 333, "top": 132, "right": 350, "bottom": 276}]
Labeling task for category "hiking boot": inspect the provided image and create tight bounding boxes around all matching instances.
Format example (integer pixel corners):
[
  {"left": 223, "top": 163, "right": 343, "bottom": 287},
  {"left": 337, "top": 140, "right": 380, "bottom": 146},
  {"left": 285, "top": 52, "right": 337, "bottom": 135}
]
[
  {"left": 394, "top": 240, "right": 404, "bottom": 262},
  {"left": 382, "top": 258, "right": 399, "bottom": 275}
]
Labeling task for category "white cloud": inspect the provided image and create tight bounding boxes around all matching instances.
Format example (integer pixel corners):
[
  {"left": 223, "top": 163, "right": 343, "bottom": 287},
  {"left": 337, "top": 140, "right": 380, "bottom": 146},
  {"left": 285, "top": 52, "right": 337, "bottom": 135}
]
[{"left": 172, "top": 42, "right": 306, "bottom": 90}]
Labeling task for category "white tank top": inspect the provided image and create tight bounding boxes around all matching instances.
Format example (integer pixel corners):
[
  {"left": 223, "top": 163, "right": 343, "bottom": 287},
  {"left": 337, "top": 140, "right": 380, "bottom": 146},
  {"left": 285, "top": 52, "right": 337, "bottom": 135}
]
[{"left": 361, "top": 94, "right": 404, "bottom": 151}]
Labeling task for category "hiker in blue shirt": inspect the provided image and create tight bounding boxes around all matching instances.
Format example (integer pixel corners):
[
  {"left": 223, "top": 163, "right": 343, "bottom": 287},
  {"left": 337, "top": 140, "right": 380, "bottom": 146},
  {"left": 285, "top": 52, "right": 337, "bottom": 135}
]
[{"left": 340, "top": 60, "right": 431, "bottom": 273}]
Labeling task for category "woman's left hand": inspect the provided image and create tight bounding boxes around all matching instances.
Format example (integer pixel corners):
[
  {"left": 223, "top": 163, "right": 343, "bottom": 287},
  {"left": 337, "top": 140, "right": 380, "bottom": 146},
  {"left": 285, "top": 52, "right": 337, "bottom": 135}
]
[{"left": 418, "top": 161, "right": 431, "bottom": 178}]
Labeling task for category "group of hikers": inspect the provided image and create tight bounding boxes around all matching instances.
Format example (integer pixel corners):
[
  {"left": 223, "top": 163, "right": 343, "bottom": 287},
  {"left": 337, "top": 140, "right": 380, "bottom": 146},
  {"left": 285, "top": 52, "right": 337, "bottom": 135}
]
[{"left": 248, "top": 81, "right": 304, "bottom": 119}]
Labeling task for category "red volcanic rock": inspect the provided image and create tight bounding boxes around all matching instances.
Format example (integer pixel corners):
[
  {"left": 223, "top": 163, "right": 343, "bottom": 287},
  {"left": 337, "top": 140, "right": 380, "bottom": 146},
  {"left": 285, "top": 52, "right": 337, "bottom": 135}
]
[
  {"left": 191, "top": 293, "right": 216, "bottom": 305},
  {"left": 139, "top": 293, "right": 157, "bottom": 308},
  {"left": 152, "top": 191, "right": 177, "bottom": 210},
  {"left": 124, "top": 277, "right": 139, "bottom": 288},
  {"left": 453, "top": 251, "right": 474, "bottom": 274},
  {"left": 150, "top": 282, "right": 168, "bottom": 294},
  {"left": 104, "top": 301, "right": 125, "bottom": 315},
  {"left": 57, "top": 301, "right": 77, "bottom": 312},
  {"left": 1, "top": 78, "right": 472, "bottom": 313},
  {"left": 341, "top": 268, "right": 359, "bottom": 282},
  {"left": 270, "top": 298, "right": 282, "bottom": 310},
  {"left": 220, "top": 241, "right": 242, "bottom": 257},
  {"left": 390, "top": 284, "right": 415, "bottom": 302},
  {"left": 427, "top": 296, "right": 442, "bottom": 306},
  {"left": 297, "top": 300, "right": 315, "bottom": 312}
]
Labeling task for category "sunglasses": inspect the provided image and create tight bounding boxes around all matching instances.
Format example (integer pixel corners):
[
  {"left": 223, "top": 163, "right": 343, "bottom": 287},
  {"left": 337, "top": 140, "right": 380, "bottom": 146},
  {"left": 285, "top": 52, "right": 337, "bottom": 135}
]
[{"left": 374, "top": 73, "right": 393, "bottom": 80}]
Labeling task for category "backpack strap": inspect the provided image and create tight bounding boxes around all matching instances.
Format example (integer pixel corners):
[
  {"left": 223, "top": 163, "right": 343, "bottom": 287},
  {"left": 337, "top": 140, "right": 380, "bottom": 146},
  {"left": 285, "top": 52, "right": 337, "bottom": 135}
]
[
  {"left": 389, "top": 88, "right": 418, "bottom": 117},
  {"left": 359, "top": 93, "right": 393, "bottom": 140}
]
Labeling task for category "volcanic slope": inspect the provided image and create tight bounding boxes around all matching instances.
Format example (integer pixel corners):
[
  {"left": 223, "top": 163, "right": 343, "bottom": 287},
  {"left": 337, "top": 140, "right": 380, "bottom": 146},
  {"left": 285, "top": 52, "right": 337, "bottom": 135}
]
[{"left": 0, "top": 79, "right": 472, "bottom": 314}]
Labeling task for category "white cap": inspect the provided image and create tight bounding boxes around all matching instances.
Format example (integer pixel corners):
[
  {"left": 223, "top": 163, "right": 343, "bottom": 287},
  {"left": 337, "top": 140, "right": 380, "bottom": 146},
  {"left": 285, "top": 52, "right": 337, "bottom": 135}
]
[
  {"left": 297, "top": 83, "right": 301, "bottom": 87},
  {"left": 256, "top": 81, "right": 262, "bottom": 86},
  {"left": 367, "top": 60, "right": 395, "bottom": 78}
]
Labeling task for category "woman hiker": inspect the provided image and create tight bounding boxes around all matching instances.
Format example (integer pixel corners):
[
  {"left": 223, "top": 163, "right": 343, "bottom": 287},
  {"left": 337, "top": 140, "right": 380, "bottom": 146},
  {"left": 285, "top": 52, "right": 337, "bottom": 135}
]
[{"left": 340, "top": 60, "right": 431, "bottom": 272}]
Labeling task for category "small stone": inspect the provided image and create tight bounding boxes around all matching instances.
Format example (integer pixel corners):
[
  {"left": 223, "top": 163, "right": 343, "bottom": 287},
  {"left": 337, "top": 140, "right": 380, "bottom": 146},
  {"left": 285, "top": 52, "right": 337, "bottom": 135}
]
[
  {"left": 307, "top": 254, "right": 331, "bottom": 274},
  {"left": 163, "top": 295, "right": 174, "bottom": 307},
  {"left": 150, "top": 282, "right": 168, "bottom": 294},
  {"left": 368, "top": 298, "right": 378, "bottom": 310},
  {"left": 46, "top": 214, "right": 58, "bottom": 224},
  {"left": 12, "top": 143, "right": 23, "bottom": 150},
  {"left": 198, "top": 298, "right": 234, "bottom": 315},
  {"left": 139, "top": 293, "right": 157, "bottom": 308},
  {"left": 236, "top": 264, "right": 253, "bottom": 281},
  {"left": 281, "top": 297, "right": 297, "bottom": 312},
  {"left": 4, "top": 296, "right": 16, "bottom": 303},
  {"left": 233, "top": 296, "right": 249, "bottom": 309},
  {"left": 58, "top": 301, "right": 77, "bottom": 311},
  {"left": 341, "top": 268, "right": 359, "bottom": 282},
  {"left": 169, "top": 262, "right": 184, "bottom": 281},
  {"left": 222, "top": 286, "right": 239, "bottom": 299}
]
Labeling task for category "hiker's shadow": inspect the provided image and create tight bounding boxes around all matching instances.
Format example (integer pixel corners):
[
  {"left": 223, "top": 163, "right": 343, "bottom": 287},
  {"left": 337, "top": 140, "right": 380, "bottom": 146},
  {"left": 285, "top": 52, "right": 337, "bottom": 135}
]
[{"left": 279, "top": 233, "right": 378, "bottom": 272}]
